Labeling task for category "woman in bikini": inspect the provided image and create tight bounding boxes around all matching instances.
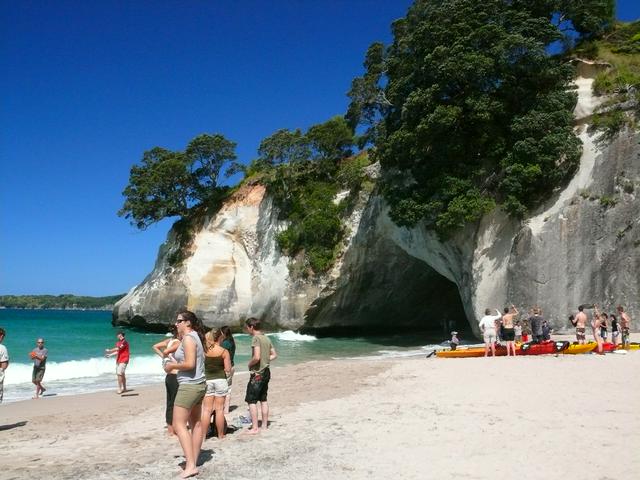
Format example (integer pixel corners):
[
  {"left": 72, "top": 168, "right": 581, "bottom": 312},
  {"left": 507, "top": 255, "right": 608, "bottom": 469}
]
[{"left": 201, "top": 328, "right": 231, "bottom": 440}]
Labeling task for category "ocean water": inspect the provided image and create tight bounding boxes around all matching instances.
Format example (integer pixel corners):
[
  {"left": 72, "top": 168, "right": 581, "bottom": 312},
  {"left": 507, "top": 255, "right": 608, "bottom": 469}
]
[{"left": 0, "top": 309, "right": 454, "bottom": 403}]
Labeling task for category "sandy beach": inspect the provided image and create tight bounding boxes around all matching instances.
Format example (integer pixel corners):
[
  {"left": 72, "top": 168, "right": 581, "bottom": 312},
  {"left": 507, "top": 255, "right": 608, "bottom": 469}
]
[{"left": 1, "top": 337, "right": 639, "bottom": 480}]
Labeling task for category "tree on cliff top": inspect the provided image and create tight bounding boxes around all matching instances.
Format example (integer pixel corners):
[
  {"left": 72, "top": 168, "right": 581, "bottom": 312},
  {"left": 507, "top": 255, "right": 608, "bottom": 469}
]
[
  {"left": 347, "top": 0, "right": 613, "bottom": 237},
  {"left": 119, "top": 133, "right": 238, "bottom": 229}
]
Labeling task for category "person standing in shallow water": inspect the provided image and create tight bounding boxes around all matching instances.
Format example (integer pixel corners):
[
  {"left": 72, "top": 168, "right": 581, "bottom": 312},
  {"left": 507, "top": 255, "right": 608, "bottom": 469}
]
[
  {"left": 244, "top": 317, "right": 277, "bottom": 434},
  {"left": 30, "top": 338, "right": 48, "bottom": 399}
]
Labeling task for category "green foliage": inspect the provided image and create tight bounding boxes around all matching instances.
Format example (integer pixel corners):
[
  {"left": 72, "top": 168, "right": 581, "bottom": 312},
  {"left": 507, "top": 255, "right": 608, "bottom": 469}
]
[
  {"left": 586, "top": 21, "right": 640, "bottom": 140},
  {"left": 306, "top": 116, "right": 354, "bottom": 162},
  {"left": 0, "top": 294, "right": 125, "bottom": 310},
  {"left": 251, "top": 119, "right": 360, "bottom": 274},
  {"left": 185, "top": 134, "right": 237, "bottom": 201},
  {"left": 275, "top": 181, "right": 344, "bottom": 273},
  {"left": 599, "top": 195, "right": 618, "bottom": 208},
  {"left": 119, "top": 147, "right": 192, "bottom": 229},
  {"left": 336, "top": 151, "right": 371, "bottom": 190},
  {"left": 119, "top": 133, "right": 238, "bottom": 229},
  {"left": 348, "top": 0, "right": 598, "bottom": 236},
  {"left": 257, "top": 128, "right": 310, "bottom": 166}
]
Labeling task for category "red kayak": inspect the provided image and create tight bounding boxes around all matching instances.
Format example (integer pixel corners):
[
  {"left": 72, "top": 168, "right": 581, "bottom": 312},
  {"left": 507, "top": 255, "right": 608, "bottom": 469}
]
[{"left": 518, "top": 340, "right": 569, "bottom": 355}]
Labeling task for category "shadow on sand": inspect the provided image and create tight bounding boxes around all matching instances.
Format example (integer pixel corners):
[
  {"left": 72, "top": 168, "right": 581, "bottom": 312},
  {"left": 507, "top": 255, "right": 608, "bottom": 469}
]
[{"left": 0, "top": 421, "right": 28, "bottom": 431}]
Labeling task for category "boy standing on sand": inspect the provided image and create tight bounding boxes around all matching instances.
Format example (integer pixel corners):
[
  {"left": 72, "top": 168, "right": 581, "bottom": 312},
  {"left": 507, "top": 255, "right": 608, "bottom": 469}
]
[
  {"left": 30, "top": 338, "right": 48, "bottom": 399},
  {"left": 0, "top": 328, "right": 9, "bottom": 403},
  {"left": 617, "top": 305, "right": 632, "bottom": 348},
  {"left": 105, "top": 331, "right": 129, "bottom": 394},
  {"left": 244, "top": 317, "right": 277, "bottom": 434},
  {"left": 574, "top": 306, "right": 588, "bottom": 344}
]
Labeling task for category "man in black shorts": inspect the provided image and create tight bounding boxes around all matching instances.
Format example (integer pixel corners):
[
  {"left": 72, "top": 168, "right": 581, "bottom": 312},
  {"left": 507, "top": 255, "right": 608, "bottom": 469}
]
[{"left": 244, "top": 317, "right": 277, "bottom": 434}]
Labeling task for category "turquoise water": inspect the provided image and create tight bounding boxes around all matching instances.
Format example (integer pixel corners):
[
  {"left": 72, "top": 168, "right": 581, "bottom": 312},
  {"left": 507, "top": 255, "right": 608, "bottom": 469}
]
[{"left": 0, "top": 309, "right": 450, "bottom": 403}]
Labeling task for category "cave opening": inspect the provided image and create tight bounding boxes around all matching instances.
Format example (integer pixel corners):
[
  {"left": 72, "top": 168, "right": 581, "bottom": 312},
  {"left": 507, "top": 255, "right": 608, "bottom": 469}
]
[{"left": 301, "top": 239, "right": 469, "bottom": 342}]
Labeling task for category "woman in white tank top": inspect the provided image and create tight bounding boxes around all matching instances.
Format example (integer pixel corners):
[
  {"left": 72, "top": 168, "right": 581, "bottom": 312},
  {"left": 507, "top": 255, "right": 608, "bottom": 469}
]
[{"left": 163, "top": 310, "right": 206, "bottom": 478}]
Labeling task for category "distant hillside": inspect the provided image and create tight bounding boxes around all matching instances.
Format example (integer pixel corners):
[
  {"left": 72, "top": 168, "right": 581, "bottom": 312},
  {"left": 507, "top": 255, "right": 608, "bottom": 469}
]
[{"left": 0, "top": 294, "right": 126, "bottom": 310}]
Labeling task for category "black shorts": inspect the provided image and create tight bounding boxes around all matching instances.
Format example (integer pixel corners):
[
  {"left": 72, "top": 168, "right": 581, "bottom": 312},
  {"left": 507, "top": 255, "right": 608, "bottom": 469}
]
[
  {"left": 502, "top": 328, "right": 515, "bottom": 341},
  {"left": 245, "top": 367, "right": 270, "bottom": 404}
]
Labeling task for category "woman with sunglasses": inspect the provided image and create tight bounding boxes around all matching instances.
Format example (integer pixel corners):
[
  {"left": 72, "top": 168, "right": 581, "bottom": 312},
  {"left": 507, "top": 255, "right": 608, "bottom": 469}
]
[{"left": 163, "top": 310, "right": 206, "bottom": 478}]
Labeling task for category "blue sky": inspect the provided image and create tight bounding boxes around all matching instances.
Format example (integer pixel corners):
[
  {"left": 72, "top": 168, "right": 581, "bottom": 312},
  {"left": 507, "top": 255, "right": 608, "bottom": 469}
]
[{"left": 1, "top": 1, "right": 638, "bottom": 296}]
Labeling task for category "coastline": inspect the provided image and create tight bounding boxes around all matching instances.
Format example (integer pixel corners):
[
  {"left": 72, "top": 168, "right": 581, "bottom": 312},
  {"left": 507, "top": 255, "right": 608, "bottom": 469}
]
[{"left": 2, "top": 337, "right": 639, "bottom": 480}]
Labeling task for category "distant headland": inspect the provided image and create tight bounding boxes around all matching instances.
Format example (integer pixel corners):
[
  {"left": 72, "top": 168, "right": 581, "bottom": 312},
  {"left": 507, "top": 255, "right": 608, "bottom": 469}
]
[{"left": 0, "top": 294, "right": 126, "bottom": 310}]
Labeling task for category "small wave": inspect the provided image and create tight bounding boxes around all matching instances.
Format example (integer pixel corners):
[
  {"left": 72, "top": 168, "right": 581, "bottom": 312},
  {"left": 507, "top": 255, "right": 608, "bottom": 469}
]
[
  {"left": 4, "top": 355, "right": 166, "bottom": 385},
  {"left": 270, "top": 330, "right": 317, "bottom": 342}
]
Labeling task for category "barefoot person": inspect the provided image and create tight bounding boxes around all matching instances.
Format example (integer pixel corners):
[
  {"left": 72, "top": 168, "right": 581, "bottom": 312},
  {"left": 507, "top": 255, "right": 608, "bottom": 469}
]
[
  {"left": 478, "top": 308, "right": 502, "bottom": 357},
  {"left": 201, "top": 329, "right": 231, "bottom": 441},
  {"left": 220, "top": 325, "right": 236, "bottom": 415},
  {"left": 0, "top": 328, "right": 9, "bottom": 404},
  {"left": 617, "top": 305, "right": 632, "bottom": 348},
  {"left": 244, "top": 317, "right": 277, "bottom": 434},
  {"left": 105, "top": 331, "right": 129, "bottom": 394},
  {"left": 163, "top": 310, "right": 206, "bottom": 479},
  {"left": 30, "top": 338, "right": 48, "bottom": 399},
  {"left": 575, "top": 305, "right": 588, "bottom": 345},
  {"left": 501, "top": 305, "right": 518, "bottom": 356},
  {"left": 592, "top": 305, "right": 604, "bottom": 354},
  {"left": 152, "top": 326, "right": 181, "bottom": 436}
]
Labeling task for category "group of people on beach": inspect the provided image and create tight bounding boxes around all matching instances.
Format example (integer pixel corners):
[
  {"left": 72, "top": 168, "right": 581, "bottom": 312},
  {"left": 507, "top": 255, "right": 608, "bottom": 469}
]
[
  {"left": 148, "top": 310, "right": 277, "bottom": 479},
  {"left": 0, "top": 329, "right": 49, "bottom": 403},
  {"left": 569, "top": 304, "right": 632, "bottom": 353},
  {"left": 473, "top": 303, "right": 632, "bottom": 357}
]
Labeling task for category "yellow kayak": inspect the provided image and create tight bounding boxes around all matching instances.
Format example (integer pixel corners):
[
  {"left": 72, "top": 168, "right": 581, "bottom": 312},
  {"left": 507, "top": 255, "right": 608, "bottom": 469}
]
[{"left": 563, "top": 343, "right": 596, "bottom": 354}]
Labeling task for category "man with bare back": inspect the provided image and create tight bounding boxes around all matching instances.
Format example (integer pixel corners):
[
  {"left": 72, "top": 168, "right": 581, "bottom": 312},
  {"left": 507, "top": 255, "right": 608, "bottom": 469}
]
[
  {"left": 617, "top": 305, "right": 632, "bottom": 348},
  {"left": 501, "top": 305, "right": 518, "bottom": 356},
  {"left": 574, "top": 305, "right": 588, "bottom": 345}
]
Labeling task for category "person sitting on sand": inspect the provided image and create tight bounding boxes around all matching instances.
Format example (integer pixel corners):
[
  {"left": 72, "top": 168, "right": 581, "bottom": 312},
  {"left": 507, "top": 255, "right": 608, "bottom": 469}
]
[
  {"left": 163, "top": 310, "right": 207, "bottom": 479},
  {"left": 478, "top": 308, "right": 502, "bottom": 357},
  {"left": 152, "top": 326, "right": 181, "bottom": 436},
  {"left": 617, "top": 305, "right": 631, "bottom": 348},
  {"left": 201, "top": 329, "right": 231, "bottom": 441},
  {"left": 500, "top": 305, "right": 518, "bottom": 356},
  {"left": 574, "top": 306, "right": 588, "bottom": 345},
  {"left": 244, "top": 317, "right": 277, "bottom": 434},
  {"left": 105, "top": 331, "right": 129, "bottom": 394},
  {"left": 30, "top": 338, "right": 48, "bottom": 399}
]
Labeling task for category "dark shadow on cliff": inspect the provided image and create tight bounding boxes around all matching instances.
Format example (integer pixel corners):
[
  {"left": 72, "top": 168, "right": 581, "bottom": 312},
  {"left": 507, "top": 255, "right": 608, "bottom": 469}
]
[{"left": 302, "top": 196, "right": 468, "bottom": 340}]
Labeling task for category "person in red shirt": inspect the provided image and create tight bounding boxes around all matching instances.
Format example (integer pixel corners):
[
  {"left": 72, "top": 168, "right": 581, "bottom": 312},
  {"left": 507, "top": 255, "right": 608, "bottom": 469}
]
[{"left": 105, "top": 331, "right": 130, "bottom": 394}]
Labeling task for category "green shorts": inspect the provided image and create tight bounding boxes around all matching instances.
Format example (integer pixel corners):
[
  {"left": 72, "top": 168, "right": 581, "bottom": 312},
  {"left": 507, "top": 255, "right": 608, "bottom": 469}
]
[
  {"left": 174, "top": 382, "right": 206, "bottom": 409},
  {"left": 32, "top": 366, "right": 45, "bottom": 383}
]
